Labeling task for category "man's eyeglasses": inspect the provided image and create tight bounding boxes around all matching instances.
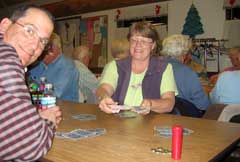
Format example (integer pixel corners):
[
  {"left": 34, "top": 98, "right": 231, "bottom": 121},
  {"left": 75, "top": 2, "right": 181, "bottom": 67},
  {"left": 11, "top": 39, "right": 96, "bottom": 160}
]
[
  {"left": 130, "top": 36, "right": 153, "bottom": 47},
  {"left": 15, "top": 21, "right": 49, "bottom": 50},
  {"left": 43, "top": 43, "right": 53, "bottom": 52}
]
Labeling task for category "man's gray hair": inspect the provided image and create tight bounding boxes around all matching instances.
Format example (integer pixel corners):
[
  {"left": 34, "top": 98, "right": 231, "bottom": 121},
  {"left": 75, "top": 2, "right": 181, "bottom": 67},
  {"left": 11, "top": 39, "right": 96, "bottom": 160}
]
[
  {"left": 72, "top": 45, "right": 91, "bottom": 61},
  {"left": 161, "top": 34, "right": 192, "bottom": 57}
]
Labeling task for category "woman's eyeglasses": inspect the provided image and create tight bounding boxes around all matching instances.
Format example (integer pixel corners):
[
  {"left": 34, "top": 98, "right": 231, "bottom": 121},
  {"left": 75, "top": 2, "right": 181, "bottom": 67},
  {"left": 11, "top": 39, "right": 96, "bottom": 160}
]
[{"left": 130, "top": 36, "right": 153, "bottom": 48}]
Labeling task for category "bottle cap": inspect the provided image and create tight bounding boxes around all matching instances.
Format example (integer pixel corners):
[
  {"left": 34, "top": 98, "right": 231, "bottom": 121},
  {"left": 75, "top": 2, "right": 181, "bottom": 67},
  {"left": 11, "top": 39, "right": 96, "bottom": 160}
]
[
  {"left": 45, "top": 83, "right": 53, "bottom": 89},
  {"left": 40, "top": 77, "right": 47, "bottom": 82},
  {"left": 30, "top": 83, "right": 38, "bottom": 91}
]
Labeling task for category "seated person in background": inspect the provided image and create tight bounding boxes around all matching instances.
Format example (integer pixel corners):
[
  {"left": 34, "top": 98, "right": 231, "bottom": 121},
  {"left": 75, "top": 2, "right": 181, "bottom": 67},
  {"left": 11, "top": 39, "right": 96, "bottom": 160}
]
[
  {"left": 0, "top": 5, "right": 61, "bottom": 161},
  {"left": 161, "top": 34, "right": 210, "bottom": 116},
  {"left": 209, "top": 47, "right": 240, "bottom": 85},
  {"left": 210, "top": 70, "right": 240, "bottom": 104},
  {"left": 111, "top": 39, "right": 129, "bottom": 60},
  {"left": 96, "top": 21, "right": 178, "bottom": 114},
  {"left": 28, "top": 33, "right": 79, "bottom": 102},
  {"left": 72, "top": 45, "right": 98, "bottom": 103},
  {"left": 184, "top": 52, "right": 208, "bottom": 79},
  {"left": 223, "top": 47, "right": 240, "bottom": 71}
]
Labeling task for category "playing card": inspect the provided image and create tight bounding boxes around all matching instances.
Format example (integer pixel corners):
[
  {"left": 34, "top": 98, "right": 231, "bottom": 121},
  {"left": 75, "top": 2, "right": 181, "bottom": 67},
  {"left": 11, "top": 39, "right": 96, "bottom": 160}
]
[
  {"left": 64, "top": 131, "right": 87, "bottom": 140},
  {"left": 55, "top": 132, "right": 67, "bottom": 138},
  {"left": 71, "top": 114, "right": 96, "bottom": 120},
  {"left": 71, "top": 129, "right": 93, "bottom": 136},
  {"left": 131, "top": 106, "right": 150, "bottom": 114},
  {"left": 55, "top": 128, "right": 107, "bottom": 140},
  {"left": 119, "top": 105, "right": 132, "bottom": 110},
  {"left": 115, "top": 111, "right": 137, "bottom": 118},
  {"left": 87, "top": 128, "right": 106, "bottom": 136},
  {"left": 109, "top": 105, "right": 121, "bottom": 113},
  {"left": 154, "top": 126, "right": 194, "bottom": 138}
]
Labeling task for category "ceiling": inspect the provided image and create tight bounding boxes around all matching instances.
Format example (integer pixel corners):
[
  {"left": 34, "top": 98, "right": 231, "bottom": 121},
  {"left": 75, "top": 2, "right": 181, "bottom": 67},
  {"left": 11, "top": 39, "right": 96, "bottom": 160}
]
[{"left": 0, "top": 0, "right": 168, "bottom": 18}]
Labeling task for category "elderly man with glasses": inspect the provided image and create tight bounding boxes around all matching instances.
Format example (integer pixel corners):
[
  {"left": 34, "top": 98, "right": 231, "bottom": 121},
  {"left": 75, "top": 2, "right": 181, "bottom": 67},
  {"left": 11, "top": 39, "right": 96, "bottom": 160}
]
[
  {"left": 28, "top": 32, "right": 80, "bottom": 102},
  {"left": 0, "top": 5, "right": 62, "bottom": 162}
]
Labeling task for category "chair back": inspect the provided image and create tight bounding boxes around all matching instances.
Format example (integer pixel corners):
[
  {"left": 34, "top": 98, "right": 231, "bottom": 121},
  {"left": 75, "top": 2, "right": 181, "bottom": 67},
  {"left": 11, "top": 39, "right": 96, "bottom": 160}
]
[
  {"left": 218, "top": 104, "right": 240, "bottom": 123},
  {"left": 173, "top": 97, "right": 203, "bottom": 118}
]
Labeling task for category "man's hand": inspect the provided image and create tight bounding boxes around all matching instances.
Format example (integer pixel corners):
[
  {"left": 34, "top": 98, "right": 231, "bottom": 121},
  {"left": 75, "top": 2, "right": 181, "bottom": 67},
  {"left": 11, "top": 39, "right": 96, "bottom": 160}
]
[{"left": 39, "top": 106, "right": 62, "bottom": 128}]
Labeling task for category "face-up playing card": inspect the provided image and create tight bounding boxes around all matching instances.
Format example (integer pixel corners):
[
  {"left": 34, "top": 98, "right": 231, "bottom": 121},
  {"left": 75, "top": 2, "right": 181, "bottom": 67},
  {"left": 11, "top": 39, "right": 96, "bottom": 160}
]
[{"left": 71, "top": 114, "right": 96, "bottom": 120}]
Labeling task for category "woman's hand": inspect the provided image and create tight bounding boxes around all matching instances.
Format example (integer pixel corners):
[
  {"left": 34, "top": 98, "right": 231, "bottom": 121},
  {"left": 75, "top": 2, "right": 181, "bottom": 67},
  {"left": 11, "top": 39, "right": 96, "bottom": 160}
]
[
  {"left": 139, "top": 99, "right": 152, "bottom": 115},
  {"left": 96, "top": 83, "right": 118, "bottom": 114},
  {"left": 98, "top": 96, "right": 118, "bottom": 114}
]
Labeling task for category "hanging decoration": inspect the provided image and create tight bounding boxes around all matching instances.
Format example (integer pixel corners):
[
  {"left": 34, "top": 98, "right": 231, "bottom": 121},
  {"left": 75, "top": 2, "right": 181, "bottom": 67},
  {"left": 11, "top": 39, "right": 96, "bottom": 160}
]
[
  {"left": 116, "top": 9, "right": 121, "bottom": 20},
  {"left": 155, "top": 5, "right": 161, "bottom": 16},
  {"left": 182, "top": 3, "right": 204, "bottom": 38},
  {"left": 229, "top": 0, "right": 236, "bottom": 6}
]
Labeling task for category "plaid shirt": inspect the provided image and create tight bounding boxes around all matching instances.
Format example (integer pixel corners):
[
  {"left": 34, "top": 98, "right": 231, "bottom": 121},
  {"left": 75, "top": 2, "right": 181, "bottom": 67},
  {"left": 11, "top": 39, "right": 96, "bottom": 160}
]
[{"left": 0, "top": 33, "right": 55, "bottom": 162}]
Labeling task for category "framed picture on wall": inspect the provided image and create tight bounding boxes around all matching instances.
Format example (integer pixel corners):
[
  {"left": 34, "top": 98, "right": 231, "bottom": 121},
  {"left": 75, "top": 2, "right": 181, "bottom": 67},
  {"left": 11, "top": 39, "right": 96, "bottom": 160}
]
[
  {"left": 55, "top": 16, "right": 81, "bottom": 58},
  {"left": 80, "top": 15, "right": 108, "bottom": 68}
]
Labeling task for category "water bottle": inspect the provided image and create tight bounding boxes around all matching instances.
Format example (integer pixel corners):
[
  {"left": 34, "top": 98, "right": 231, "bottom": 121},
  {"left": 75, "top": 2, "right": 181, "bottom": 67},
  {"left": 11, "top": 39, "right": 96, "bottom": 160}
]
[{"left": 40, "top": 83, "right": 56, "bottom": 110}]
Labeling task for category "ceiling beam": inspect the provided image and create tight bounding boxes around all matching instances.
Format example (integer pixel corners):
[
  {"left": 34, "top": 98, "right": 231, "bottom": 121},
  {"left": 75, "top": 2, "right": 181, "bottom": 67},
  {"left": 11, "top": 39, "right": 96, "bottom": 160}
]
[
  {"left": 0, "top": 0, "right": 64, "bottom": 19},
  {"left": 9, "top": 0, "right": 64, "bottom": 8}
]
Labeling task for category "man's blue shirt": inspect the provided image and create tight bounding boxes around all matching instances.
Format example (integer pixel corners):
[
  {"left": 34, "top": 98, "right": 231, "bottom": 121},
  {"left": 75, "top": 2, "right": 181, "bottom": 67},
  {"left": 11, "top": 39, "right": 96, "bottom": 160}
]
[
  {"left": 28, "top": 54, "right": 79, "bottom": 102},
  {"left": 167, "top": 58, "right": 210, "bottom": 110},
  {"left": 210, "top": 70, "right": 240, "bottom": 104}
]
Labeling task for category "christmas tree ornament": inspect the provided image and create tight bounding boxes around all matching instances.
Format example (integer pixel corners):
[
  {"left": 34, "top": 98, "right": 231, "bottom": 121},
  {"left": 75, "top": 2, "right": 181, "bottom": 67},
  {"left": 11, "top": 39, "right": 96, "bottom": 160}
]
[{"left": 182, "top": 4, "right": 204, "bottom": 38}]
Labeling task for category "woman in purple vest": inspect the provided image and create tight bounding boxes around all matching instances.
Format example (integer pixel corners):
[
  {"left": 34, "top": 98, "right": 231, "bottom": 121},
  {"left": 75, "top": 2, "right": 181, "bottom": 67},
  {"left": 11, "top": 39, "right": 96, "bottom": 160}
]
[{"left": 96, "top": 22, "right": 178, "bottom": 114}]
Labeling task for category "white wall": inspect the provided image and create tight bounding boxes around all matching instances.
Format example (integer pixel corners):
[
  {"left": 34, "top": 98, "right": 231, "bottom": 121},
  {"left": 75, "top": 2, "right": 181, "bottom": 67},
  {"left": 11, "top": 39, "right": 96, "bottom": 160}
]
[
  {"left": 80, "top": 2, "right": 168, "bottom": 61},
  {"left": 72, "top": 0, "right": 230, "bottom": 69},
  {"left": 168, "top": 0, "right": 225, "bottom": 39},
  {"left": 168, "top": 0, "right": 231, "bottom": 71}
]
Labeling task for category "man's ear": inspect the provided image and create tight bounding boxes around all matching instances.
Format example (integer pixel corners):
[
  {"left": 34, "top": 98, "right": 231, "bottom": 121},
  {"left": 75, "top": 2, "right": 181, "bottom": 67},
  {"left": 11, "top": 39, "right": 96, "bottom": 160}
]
[{"left": 0, "top": 18, "right": 13, "bottom": 33}]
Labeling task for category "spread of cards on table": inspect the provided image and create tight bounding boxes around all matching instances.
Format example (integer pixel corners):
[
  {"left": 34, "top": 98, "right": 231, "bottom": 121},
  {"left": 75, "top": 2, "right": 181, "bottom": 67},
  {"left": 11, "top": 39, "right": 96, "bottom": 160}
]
[
  {"left": 71, "top": 114, "right": 96, "bottom": 120},
  {"left": 154, "top": 126, "right": 194, "bottom": 138},
  {"left": 115, "top": 111, "right": 137, "bottom": 118},
  {"left": 110, "top": 105, "right": 150, "bottom": 114},
  {"left": 55, "top": 128, "right": 106, "bottom": 140}
]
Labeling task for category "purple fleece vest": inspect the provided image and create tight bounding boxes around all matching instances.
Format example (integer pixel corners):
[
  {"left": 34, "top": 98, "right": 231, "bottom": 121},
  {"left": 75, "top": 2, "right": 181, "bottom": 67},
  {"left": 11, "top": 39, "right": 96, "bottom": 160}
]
[{"left": 112, "top": 57, "right": 167, "bottom": 105}]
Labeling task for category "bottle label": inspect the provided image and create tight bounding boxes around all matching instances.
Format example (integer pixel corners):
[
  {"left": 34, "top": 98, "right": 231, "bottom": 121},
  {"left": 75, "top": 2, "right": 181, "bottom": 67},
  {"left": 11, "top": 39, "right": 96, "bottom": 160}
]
[{"left": 40, "top": 96, "right": 56, "bottom": 110}]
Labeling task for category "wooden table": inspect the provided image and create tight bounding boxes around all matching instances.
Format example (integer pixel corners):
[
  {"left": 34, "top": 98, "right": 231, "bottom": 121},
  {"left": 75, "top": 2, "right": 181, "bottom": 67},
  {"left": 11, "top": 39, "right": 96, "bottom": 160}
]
[{"left": 43, "top": 101, "right": 240, "bottom": 162}]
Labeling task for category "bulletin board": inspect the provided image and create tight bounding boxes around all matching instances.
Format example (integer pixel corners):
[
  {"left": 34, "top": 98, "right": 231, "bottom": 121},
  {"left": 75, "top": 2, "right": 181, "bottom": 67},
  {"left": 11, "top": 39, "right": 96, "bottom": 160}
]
[{"left": 80, "top": 15, "right": 108, "bottom": 68}]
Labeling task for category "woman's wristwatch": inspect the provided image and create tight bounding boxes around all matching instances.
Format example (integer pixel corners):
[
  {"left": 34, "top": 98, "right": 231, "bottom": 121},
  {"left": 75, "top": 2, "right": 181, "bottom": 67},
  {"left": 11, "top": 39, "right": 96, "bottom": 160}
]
[{"left": 98, "top": 94, "right": 109, "bottom": 102}]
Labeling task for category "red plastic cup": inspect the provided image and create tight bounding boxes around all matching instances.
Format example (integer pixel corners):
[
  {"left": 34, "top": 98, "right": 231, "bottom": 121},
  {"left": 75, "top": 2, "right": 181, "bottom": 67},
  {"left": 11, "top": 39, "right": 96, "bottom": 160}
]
[{"left": 172, "top": 125, "right": 183, "bottom": 160}]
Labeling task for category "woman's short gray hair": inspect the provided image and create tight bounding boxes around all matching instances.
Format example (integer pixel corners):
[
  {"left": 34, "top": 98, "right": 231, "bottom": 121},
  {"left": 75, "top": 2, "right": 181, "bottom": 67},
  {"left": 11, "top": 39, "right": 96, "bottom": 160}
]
[{"left": 161, "top": 34, "right": 192, "bottom": 57}]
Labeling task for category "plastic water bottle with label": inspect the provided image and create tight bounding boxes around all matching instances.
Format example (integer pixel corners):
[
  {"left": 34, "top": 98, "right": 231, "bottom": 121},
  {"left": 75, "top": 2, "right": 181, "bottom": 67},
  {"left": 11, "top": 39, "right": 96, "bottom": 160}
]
[{"left": 40, "top": 83, "right": 56, "bottom": 110}]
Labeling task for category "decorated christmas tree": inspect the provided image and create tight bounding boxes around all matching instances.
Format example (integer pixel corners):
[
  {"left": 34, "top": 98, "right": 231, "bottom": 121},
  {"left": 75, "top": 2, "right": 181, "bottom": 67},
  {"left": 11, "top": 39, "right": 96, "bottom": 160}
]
[{"left": 182, "top": 4, "right": 204, "bottom": 38}]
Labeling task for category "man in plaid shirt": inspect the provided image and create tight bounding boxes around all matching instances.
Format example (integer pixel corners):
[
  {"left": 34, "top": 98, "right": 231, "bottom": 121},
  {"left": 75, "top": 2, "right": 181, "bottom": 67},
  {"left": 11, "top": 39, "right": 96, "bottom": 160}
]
[{"left": 0, "top": 5, "right": 62, "bottom": 162}]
